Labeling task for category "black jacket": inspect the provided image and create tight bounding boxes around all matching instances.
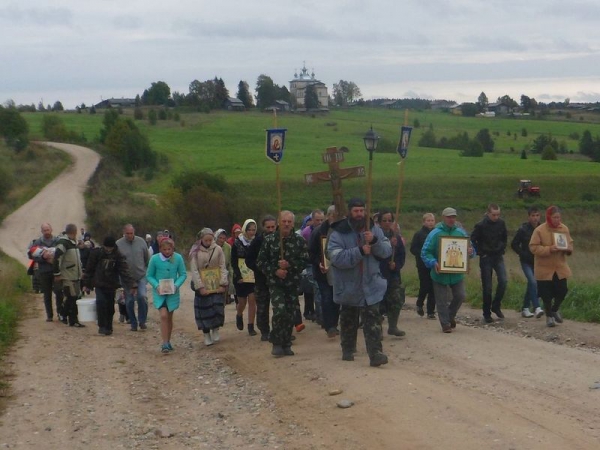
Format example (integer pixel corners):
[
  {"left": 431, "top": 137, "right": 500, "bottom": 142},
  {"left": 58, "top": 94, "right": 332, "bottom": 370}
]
[
  {"left": 245, "top": 233, "right": 267, "bottom": 286},
  {"left": 308, "top": 221, "right": 331, "bottom": 284},
  {"left": 379, "top": 229, "right": 405, "bottom": 281},
  {"left": 410, "top": 226, "right": 432, "bottom": 271},
  {"left": 510, "top": 221, "right": 539, "bottom": 266},
  {"left": 471, "top": 216, "right": 507, "bottom": 257},
  {"left": 84, "top": 247, "right": 134, "bottom": 291}
]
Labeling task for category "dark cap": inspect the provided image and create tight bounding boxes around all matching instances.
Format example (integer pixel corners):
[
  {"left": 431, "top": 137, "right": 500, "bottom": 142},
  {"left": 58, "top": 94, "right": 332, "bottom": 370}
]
[
  {"left": 347, "top": 197, "right": 366, "bottom": 210},
  {"left": 103, "top": 236, "right": 117, "bottom": 247}
]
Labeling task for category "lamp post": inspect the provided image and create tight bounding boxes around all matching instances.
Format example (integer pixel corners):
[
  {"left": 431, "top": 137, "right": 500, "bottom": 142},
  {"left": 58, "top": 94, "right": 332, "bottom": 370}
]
[{"left": 363, "top": 126, "right": 380, "bottom": 226}]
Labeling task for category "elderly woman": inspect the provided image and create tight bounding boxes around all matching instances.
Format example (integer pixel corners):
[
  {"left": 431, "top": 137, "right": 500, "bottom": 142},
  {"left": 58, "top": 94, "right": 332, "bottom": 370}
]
[
  {"left": 190, "top": 228, "right": 229, "bottom": 346},
  {"left": 147, "top": 238, "right": 187, "bottom": 353},
  {"left": 231, "top": 219, "right": 258, "bottom": 335},
  {"left": 529, "top": 206, "right": 573, "bottom": 327},
  {"left": 215, "top": 229, "right": 234, "bottom": 304}
]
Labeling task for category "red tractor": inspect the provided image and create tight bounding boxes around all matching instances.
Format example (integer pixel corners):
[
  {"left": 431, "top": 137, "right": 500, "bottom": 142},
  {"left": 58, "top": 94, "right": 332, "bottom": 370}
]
[{"left": 518, "top": 179, "right": 540, "bottom": 198}]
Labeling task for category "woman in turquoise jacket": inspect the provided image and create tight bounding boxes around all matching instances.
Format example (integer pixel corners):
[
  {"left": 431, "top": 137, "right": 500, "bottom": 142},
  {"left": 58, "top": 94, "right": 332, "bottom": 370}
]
[{"left": 147, "top": 238, "right": 187, "bottom": 353}]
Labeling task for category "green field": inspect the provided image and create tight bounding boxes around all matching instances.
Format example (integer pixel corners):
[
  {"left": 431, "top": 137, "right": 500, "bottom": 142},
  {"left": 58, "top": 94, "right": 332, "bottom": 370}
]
[{"left": 21, "top": 107, "right": 600, "bottom": 320}]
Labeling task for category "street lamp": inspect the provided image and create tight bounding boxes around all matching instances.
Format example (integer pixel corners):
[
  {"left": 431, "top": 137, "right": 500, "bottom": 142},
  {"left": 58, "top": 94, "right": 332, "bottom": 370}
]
[{"left": 363, "top": 126, "right": 379, "bottom": 227}]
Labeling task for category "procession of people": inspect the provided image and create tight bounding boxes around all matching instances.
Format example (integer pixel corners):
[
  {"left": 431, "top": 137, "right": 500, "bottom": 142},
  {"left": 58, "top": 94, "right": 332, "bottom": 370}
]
[{"left": 27, "top": 201, "right": 573, "bottom": 366}]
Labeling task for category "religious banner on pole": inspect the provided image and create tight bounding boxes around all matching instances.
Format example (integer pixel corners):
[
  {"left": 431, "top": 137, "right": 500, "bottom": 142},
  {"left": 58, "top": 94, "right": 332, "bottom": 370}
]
[
  {"left": 265, "top": 128, "right": 287, "bottom": 164},
  {"left": 397, "top": 126, "right": 413, "bottom": 159}
]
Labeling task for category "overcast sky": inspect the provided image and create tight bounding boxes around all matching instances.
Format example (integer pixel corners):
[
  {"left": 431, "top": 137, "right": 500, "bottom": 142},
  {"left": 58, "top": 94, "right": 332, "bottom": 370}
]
[{"left": 2, "top": 0, "right": 599, "bottom": 108}]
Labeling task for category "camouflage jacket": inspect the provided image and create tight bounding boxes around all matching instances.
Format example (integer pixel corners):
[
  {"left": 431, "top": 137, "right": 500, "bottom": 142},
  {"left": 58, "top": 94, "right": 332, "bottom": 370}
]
[{"left": 256, "top": 230, "right": 308, "bottom": 291}]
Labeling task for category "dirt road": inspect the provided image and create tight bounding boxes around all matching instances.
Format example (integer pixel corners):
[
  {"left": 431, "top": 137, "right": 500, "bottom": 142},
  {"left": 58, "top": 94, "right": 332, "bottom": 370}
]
[{"left": 1, "top": 144, "right": 600, "bottom": 449}]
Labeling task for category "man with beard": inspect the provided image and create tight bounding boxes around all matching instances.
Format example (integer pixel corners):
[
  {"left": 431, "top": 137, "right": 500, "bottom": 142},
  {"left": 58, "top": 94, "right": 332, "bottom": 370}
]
[
  {"left": 245, "top": 215, "right": 277, "bottom": 342},
  {"left": 327, "top": 198, "right": 392, "bottom": 367},
  {"left": 257, "top": 211, "right": 308, "bottom": 357}
]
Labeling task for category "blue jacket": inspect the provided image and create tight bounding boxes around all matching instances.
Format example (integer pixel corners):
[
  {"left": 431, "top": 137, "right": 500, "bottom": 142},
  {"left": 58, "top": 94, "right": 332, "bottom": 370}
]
[
  {"left": 147, "top": 252, "right": 187, "bottom": 312},
  {"left": 421, "top": 221, "right": 475, "bottom": 286},
  {"left": 327, "top": 219, "right": 391, "bottom": 307}
]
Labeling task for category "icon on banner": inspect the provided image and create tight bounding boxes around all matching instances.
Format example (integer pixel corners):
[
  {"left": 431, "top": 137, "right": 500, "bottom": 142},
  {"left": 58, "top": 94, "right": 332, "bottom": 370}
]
[
  {"left": 397, "top": 126, "right": 412, "bottom": 158},
  {"left": 266, "top": 128, "right": 287, "bottom": 164}
]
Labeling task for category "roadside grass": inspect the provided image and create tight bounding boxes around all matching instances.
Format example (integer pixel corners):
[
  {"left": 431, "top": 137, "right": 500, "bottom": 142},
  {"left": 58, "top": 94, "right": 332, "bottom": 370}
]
[
  {"left": 0, "top": 142, "right": 71, "bottom": 222},
  {"left": 0, "top": 251, "right": 30, "bottom": 396}
]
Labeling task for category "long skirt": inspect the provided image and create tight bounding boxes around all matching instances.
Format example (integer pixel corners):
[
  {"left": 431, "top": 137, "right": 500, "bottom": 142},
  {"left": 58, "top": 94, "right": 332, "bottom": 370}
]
[{"left": 194, "top": 292, "right": 225, "bottom": 332}]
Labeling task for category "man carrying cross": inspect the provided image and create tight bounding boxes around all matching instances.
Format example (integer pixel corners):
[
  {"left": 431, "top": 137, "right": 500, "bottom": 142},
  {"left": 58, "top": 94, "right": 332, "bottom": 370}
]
[{"left": 327, "top": 198, "right": 392, "bottom": 367}]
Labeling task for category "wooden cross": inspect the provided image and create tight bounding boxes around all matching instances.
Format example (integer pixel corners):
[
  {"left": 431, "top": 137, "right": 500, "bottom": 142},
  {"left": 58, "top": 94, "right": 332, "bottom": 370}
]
[{"left": 304, "top": 146, "right": 366, "bottom": 219}]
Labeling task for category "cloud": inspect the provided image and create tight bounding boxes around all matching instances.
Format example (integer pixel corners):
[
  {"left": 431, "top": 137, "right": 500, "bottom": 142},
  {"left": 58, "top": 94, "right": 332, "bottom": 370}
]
[
  {"left": 112, "top": 14, "right": 142, "bottom": 30},
  {"left": 0, "top": 4, "right": 72, "bottom": 26}
]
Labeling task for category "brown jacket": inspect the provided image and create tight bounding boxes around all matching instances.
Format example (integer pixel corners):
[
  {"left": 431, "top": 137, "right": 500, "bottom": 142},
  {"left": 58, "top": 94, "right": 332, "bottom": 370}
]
[
  {"left": 190, "top": 243, "right": 228, "bottom": 290},
  {"left": 529, "top": 222, "right": 573, "bottom": 280}
]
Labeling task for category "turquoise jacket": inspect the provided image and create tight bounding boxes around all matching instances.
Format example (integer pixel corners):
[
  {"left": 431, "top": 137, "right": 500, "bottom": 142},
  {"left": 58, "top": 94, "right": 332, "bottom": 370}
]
[
  {"left": 421, "top": 221, "right": 475, "bottom": 286},
  {"left": 147, "top": 252, "right": 187, "bottom": 312}
]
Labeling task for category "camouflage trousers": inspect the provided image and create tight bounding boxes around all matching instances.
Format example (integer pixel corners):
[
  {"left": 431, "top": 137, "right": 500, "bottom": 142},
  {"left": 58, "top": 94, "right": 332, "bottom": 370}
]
[
  {"left": 269, "top": 286, "right": 297, "bottom": 347},
  {"left": 339, "top": 303, "right": 383, "bottom": 357},
  {"left": 254, "top": 281, "right": 271, "bottom": 336},
  {"left": 383, "top": 277, "right": 405, "bottom": 330}
]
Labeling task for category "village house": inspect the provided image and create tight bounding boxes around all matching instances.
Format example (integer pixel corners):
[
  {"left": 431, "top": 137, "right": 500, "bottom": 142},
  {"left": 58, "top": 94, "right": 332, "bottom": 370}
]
[
  {"left": 94, "top": 98, "right": 136, "bottom": 109},
  {"left": 223, "top": 97, "right": 245, "bottom": 111}
]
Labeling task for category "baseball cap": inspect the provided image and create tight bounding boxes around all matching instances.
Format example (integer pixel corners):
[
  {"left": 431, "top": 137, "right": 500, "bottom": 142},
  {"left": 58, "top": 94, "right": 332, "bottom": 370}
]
[
  {"left": 442, "top": 207, "right": 458, "bottom": 217},
  {"left": 347, "top": 197, "right": 366, "bottom": 210}
]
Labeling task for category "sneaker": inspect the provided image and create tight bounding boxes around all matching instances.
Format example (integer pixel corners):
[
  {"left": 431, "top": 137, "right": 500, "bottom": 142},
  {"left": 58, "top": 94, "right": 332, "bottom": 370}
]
[
  {"left": 416, "top": 306, "right": 425, "bottom": 317},
  {"left": 442, "top": 324, "right": 452, "bottom": 333},
  {"left": 282, "top": 346, "right": 294, "bottom": 356},
  {"left": 236, "top": 315, "right": 243, "bottom": 331},
  {"left": 139, "top": 323, "right": 147, "bottom": 330},
  {"left": 342, "top": 351, "right": 355, "bottom": 361},
  {"left": 295, "top": 323, "right": 305, "bottom": 332},
  {"left": 450, "top": 319, "right": 457, "bottom": 328},
  {"left": 492, "top": 309, "right": 505, "bottom": 319},
  {"left": 427, "top": 313, "right": 436, "bottom": 320},
  {"left": 271, "top": 345, "right": 285, "bottom": 357},
  {"left": 534, "top": 307, "right": 544, "bottom": 318},
  {"left": 161, "top": 344, "right": 170, "bottom": 354},
  {"left": 260, "top": 332, "right": 270, "bottom": 342},
  {"left": 483, "top": 315, "right": 494, "bottom": 324},
  {"left": 98, "top": 327, "right": 109, "bottom": 335},
  {"left": 326, "top": 327, "right": 338, "bottom": 338},
  {"left": 369, "top": 352, "right": 388, "bottom": 367},
  {"left": 70, "top": 322, "right": 86, "bottom": 328},
  {"left": 167, "top": 342, "right": 174, "bottom": 351},
  {"left": 204, "top": 333, "right": 214, "bottom": 346},
  {"left": 553, "top": 311, "right": 563, "bottom": 323},
  {"left": 211, "top": 328, "right": 220, "bottom": 342},
  {"left": 119, "top": 314, "right": 125, "bottom": 323},
  {"left": 546, "top": 316, "right": 556, "bottom": 327},
  {"left": 522, "top": 308, "right": 534, "bottom": 318},
  {"left": 387, "top": 328, "right": 406, "bottom": 337},
  {"left": 130, "top": 325, "right": 138, "bottom": 331}
]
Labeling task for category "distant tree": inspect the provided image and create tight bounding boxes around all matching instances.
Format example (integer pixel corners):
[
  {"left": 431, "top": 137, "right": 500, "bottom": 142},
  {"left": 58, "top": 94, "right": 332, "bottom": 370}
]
[
  {"left": 105, "top": 119, "right": 156, "bottom": 175},
  {"left": 475, "top": 128, "right": 495, "bottom": 152},
  {"left": 418, "top": 129, "right": 437, "bottom": 148},
  {"left": 89, "top": 105, "right": 97, "bottom": 114},
  {"left": 158, "top": 109, "right": 167, "bottom": 120},
  {"left": 276, "top": 85, "right": 291, "bottom": 104},
  {"left": 521, "top": 128, "right": 528, "bottom": 137},
  {"left": 413, "top": 118, "right": 420, "bottom": 128},
  {"left": 255, "top": 74, "right": 277, "bottom": 110},
  {"left": 477, "top": 91, "right": 488, "bottom": 112},
  {"left": 461, "top": 140, "right": 484, "bottom": 157},
  {"left": 37, "top": 101, "right": 46, "bottom": 112},
  {"left": 134, "top": 107, "right": 144, "bottom": 120},
  {"left": 213, "top": 77, "right": 229, "bottom": 109},
  {"left": 541, "top": 145, "right": 557, "bottom": 160},
  {"left": 236, "top": 80, "right": 254, "bottom": 108},
  {"left": 497, "top": 94, "right": 518, "bottom": 108},
  {"left": 0, "top": 105, "right": 29, "bottom": 151},
  {"left": 460, "top": 102, "right": 479, "bottom": 117},
  {"left": 99, "top": 109, "right": 120, "bottom": 143},
  {"left": 148, "top": 109, "right": 157, "bottom": 125},
  {"left": 141, "top": 81, "right": 171, "bottom": 105},
  {"left": 520, "top": 149, "right": 527, "bottom": 159},
  {"left": 304, "top": 84, "right": 319, "bottom": 110},
  {"left": 52, "top": 101, "right": 64, "bottom": 111},
  {"left": 579, "top": 130, "right": 595, "bottom": 157},
  {"left": 531, "top": 134, "right": 558, "bottom": 154},
  {"left": 134, "top": 94, "right": 142, "bottom": 107},
  {"left": 332, "top": 80, "right": 362, "bottom": 106}
]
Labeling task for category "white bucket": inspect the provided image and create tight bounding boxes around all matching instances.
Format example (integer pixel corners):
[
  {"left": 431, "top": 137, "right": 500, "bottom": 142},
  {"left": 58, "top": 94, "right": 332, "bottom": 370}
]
[{"left": 76, "top": 298, "right": 97, "bottom": 322}]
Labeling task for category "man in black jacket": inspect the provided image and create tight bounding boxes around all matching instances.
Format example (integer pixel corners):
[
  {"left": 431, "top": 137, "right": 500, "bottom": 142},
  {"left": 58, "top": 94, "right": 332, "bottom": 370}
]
[
  {"left": 471, "top": 204, "right": 508, "bottom": 323},
  {"left": 410, "top": 213, "right": 436, "bottom": 319},
  {"left": 83, "top": 236, "right": 135, "bottom": 335},
  {"left": 245, "top": 215, "right": 277, "bottom": 341},
  {"left": 511, "top": 207, "right": 544, "bottom": 318}
]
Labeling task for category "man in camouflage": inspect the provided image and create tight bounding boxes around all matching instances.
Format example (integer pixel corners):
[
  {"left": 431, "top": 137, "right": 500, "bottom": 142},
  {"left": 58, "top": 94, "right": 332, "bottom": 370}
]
[
  {"left": 257, "top": 211, "right": 308, "bottom": 357},
  {"left": 328, "top": 198, "right": 392, "bottom": 367}
]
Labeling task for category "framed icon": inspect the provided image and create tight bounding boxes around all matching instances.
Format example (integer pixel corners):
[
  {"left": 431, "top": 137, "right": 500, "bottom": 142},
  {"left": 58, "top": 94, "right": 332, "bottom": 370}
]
[
  {"left": 320, "top": 236, "right": 330, "bottom": 270},
  {"left": 158, "top": 278, "right": 175, "bottom": 295},
  {"left": 238, "top": 258, "right": 255, "bottom": 283},
  {"left": 200, "top": 267, "right": 221, "bottom": 294},
  {"left": 438, "top": 236, "right": 469, "bottom": 274},
  {"left": 553, "top": 232, "right": 569, "bottom": 250}
]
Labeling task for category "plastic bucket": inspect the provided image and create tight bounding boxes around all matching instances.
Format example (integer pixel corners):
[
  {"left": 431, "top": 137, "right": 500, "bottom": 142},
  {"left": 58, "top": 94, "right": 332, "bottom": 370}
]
[{"left": 76, "top": 298, "right": 97, "bottom": 322}]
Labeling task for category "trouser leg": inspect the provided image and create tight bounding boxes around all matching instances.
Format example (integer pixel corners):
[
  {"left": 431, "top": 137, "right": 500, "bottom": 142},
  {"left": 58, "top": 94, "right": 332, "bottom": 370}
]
[
  {"left": 491, "top": 256, "right": 507, "bottom": 311},
  {"left": 433, "top": 282, "right": 451, "bottom": 326},
  {"left": 339, "top": 305, "right": 359, "bottom": 352},
  {"left": 480, "top": 257, "right": 493, "bottom": 317},
  {"left": 448, "top": 281, "right": 465, "bottom": 321},
  {"left": 362, "top": 303, "right": 384, "bottom": 357},
  {"left": 270, "top": 288, "right": 295, "bottom": 346},
  {"left": 254, "top": 282, "right": 271, "bottom": 335},
  {"left": 384, "top": 277, "right": 402, "bottom": 330},
  {"left": 39, "top": 272, "right": 54, "bottom": 319}
]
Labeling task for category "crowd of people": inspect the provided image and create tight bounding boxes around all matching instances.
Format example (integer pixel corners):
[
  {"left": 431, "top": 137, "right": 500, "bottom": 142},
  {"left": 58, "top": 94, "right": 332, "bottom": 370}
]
[{"left": 27, "top": 201, "right": 573, "bottom": 365}]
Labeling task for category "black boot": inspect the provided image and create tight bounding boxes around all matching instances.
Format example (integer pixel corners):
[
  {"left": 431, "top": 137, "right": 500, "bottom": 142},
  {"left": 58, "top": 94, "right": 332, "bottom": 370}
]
[{"left": 248, "top": 323, "right": 257, "bottom": 336}]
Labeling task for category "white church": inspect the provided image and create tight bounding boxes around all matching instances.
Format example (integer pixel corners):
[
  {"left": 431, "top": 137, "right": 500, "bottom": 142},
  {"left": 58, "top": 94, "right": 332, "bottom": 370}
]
[{"left": 289, "top": 64, "right": 329, "bottom": 111}]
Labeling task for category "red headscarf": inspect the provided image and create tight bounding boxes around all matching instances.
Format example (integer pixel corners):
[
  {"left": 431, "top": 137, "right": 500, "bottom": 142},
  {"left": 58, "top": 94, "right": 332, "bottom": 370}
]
[{"left": 546, "top": 205, "right": 561, "bottom": 228}]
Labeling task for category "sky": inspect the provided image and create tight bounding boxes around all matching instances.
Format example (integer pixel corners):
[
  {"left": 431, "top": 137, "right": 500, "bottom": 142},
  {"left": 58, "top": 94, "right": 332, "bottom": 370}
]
[{"left": 2, "top": 0, "right": 600, "bottom": 109}]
